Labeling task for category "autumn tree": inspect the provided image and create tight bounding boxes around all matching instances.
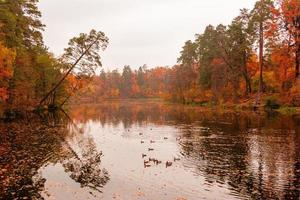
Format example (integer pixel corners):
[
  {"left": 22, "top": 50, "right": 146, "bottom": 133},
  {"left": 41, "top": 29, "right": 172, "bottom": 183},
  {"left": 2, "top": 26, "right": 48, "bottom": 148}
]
[
  {"left": 0, "top": 0, "right": 44, "bottom": 48},
  {"left": 195, "top": 25, "right": 219, "bottom": 89},
  {"left": 137, "top": 65, "right": 147, "bottom": 95},
  {"left": 278, "top": 0, "right": 300, "bottom": 80},
  {"left": 0, "top": 0, "right": 46, "bottom": 109},
  {"left": 227, "top": 9, "right": 255, "bottom": 95},
  {"left": 121, "top": 65, "right": 133, "bottom": 97},
  {"left": 178, "top": 40, "right": 198, "bottom": 66},
  {"left": 106, "top": 69, "right": 121, "bottom": 98},
  {"left": 0, "top": 43, "right": 15, "bottom": 102},
  {"left": 39, "top": 29, "right": 109, "bottom": 107},
  {"left": 250, "top": 0, "right": 277, "bottom": 92}
]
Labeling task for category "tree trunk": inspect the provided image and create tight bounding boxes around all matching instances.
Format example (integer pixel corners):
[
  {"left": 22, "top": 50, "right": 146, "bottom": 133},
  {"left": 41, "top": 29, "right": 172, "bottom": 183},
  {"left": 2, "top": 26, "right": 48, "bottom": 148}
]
[
  {"left": 39, "top": 37, "right": 99, "bottom": 106},
  {"left": 296, "top": 39, "right": 299, "bottom": 80},
  {"left": 242, "top": 51, "right": 251, "bottom": 96},
  {"left": 60, "top": 94, "right": 72, "bottom": 107},
  {"left": 259, "top": 20, "right": 264, "bottom": 93},
  {"left": 41, "top": 66, "right": 46, "bottom": 97},
  {"left": 243, "top": 73, "right": 252, "bottom": 96}
]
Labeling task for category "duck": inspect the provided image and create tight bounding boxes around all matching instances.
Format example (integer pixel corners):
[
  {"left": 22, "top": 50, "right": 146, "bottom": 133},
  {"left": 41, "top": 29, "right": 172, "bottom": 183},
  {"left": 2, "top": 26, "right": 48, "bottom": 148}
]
[
  {"left": 144, "top": 163, "right": 151, "bottom": 168},
  {"left": 174, "top": 157, "right": 180, "bottom": 162},
  {"left": 166, "top": 161, "right": 173, "bottom": 168},
  {"left": 139, "top": 133, "right": 143, "bottom": 136},
  {"left": 141, "top": 140, "right": 145, "bottom": 144},
  {"left": 154, "top": 159, "right": 162, "bottom": 165},
  {"left": 176, "top": 136, "right": 181, "bottom": 141},
  {"left": 163, "top": 137, "right": 168, "bottom": 140},
  {"left": 142, "top": 154, "right": 147, "bottom": 158},
  {"left": 148, "top": 148, "right": 154, "bottom": 151},
  {"left": 150, "top": 140, "right": 155, "bottom": 143}
]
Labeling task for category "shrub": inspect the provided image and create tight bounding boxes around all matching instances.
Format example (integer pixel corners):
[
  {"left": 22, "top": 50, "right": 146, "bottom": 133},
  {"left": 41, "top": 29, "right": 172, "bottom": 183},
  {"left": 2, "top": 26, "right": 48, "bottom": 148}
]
[
  {"left": 278, "top": 106, "right": 297, "bottom": 115},
  {"left": 264, "top": 96, "right": 280, "bottom": 109}
]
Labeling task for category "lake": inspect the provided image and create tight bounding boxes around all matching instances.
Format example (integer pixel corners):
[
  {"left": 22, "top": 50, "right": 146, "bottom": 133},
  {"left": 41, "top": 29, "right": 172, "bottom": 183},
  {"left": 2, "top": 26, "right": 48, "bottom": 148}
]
[{"left": 0, "top": 100, "right": 299, "bottom": 200}]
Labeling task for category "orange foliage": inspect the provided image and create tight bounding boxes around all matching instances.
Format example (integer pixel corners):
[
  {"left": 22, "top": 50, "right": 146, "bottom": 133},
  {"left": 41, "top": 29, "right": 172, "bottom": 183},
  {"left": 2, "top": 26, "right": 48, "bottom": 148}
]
[
  {"left": 271, "top": 45, "right": 294, "bottom": 85},
  {"left": 247, "top": 54, "right": 259, "bottom": 78},
  {"left": 280, "top": 0, "right": 300, "bottom": 35},
  {"left": 66, "top": 74, "right": 90, "bottom": 97},
  {"left": 0, "top": 43, "right": 15, "bottom": 101}
]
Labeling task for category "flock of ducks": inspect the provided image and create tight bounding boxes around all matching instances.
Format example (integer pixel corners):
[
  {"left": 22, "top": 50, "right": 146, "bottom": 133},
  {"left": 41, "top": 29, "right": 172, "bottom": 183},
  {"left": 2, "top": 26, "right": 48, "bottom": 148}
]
[{"left": 139, "top": 132, "right": 181, "bottom": 168}]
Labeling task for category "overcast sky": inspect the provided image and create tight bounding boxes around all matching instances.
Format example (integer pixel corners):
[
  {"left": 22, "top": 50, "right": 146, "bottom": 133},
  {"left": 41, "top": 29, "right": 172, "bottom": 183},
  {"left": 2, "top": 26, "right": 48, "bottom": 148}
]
[{"left": 38, "top": 0, "right": 257, "bottom": 70}]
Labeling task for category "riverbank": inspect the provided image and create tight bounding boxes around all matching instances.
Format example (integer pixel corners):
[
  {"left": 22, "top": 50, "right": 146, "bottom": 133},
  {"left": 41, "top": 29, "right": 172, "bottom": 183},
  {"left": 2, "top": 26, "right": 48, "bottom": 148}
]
[
  {"left": 168, "top": 93, "right": 300, "bottom": 115},
  {"left": 1, "top": 94, "right": 300, "bottom": 121},
  {"left": 71, "top": 96, "right": 300, "bottom": 115}
]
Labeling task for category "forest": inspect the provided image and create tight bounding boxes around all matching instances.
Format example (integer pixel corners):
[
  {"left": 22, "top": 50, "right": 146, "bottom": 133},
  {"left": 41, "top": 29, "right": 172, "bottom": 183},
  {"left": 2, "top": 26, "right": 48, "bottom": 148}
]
[
  {"left": 0, "top": 1, "right": 300, "bottom": 199},
  {"left": 0, "top": 0, "right": 300, "bottom": 117}
]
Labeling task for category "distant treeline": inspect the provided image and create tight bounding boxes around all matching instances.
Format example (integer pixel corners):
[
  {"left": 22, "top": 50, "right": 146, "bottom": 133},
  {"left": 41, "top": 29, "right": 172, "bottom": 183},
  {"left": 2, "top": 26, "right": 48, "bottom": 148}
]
[
  {"left": 0, "top": 0, "right": 300, "bottom": 113},
  {"left": 77, "top": 0, "right": 300, "bottom": 107}
]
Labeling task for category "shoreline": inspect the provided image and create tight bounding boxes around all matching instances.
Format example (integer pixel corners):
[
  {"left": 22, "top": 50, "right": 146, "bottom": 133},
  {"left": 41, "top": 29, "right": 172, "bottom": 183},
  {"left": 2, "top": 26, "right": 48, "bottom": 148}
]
[{"left": 69, "top": 97, "right": 300, "bottom": 115}]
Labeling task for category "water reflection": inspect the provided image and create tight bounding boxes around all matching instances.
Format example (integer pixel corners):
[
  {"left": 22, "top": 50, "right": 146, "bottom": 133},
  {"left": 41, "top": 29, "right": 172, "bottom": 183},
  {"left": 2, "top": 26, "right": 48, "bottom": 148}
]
[
  {"left": 69, "top": 100, "right": 299, "bottom": 199},
  {"left": 0, "top": 111, "right": 109, "bottom": 199},
  {"left": 179, "top": 119, "right": 299, "bottom": 199},
  {"left": 62, "top": 123, "right": 109, "bottom": 194},
  {"left": 0, "top": 100, "right": 299, "bottom": 199}
]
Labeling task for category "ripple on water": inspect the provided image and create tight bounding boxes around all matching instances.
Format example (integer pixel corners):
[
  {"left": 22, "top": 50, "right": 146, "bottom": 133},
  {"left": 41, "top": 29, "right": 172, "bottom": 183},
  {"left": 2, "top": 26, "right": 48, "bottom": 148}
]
[{"left": 1, "top": 101, "right": 299, "bottom": 200}]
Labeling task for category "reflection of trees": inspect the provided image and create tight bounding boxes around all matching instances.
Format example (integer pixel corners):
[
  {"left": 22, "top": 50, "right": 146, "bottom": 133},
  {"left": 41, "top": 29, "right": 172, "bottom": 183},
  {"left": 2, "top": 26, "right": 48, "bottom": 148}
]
[
  {"left": 178, "top": 112, "right": 300, "bottom": 200},
  {"left": 283, "top": 115, "right": 300, "bottom": 199},
  {"left": 67, "top": 101, "right": 299, "bottom": 199},
  {"left": 62, "top": 151, "right": 109, "bottom": 193},
  {"left": 0, "top": 110, "right": 109, "bottom": 199},
  {"left": 0, "top": 113, "right": 69, "bottom": 199},
  {"left": 69, "top": 100, "right": 206, "bottom": 127},
  {"left": 25, "top": 101, "right": 300, "bottom": 199},
  {"left": 62, "top": 122, "right": 109, "bottom": 193}
]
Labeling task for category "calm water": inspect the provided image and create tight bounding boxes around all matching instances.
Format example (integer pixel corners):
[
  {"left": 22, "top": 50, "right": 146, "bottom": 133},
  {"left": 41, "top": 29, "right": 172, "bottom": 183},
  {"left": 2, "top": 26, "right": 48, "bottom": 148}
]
[{"left": 0, "top": 100, "right": 299, "bottom": 200}]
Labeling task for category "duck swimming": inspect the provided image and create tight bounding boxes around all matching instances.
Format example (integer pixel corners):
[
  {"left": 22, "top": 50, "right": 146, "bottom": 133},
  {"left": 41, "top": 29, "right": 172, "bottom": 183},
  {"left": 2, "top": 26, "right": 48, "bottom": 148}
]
[
  {"left": 166, "top": 161, "right": 172, "bottom": 168},
  {"left": 174, "top": 157, "right": 180, "bottom": 162}
]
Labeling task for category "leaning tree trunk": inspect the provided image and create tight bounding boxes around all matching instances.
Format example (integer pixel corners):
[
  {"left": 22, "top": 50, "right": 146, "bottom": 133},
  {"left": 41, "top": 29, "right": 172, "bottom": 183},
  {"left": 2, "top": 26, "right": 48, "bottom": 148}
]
[{"left": 39, "top": 38, "right": 99, "bottom": 107}]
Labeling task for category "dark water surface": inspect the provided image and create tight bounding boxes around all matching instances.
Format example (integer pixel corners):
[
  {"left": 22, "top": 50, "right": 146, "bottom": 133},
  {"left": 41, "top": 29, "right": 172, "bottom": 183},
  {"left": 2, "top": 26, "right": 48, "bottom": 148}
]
[{"left": 0, "top": 100, "right": 299, "bottom": 200}]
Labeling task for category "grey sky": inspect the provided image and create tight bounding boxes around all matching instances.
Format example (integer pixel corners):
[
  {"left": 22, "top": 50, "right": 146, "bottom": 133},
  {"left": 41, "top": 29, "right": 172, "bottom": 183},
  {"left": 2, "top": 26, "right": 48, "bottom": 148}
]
[{"left": 38, "top": 0, "right": 257, "bottom": 70}]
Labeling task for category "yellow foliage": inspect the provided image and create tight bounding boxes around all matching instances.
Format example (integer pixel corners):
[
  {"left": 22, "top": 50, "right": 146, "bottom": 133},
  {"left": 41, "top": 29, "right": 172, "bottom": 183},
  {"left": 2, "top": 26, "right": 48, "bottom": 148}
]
[{"left": 264, "top": 71, "right": 281, "bottom": 92}]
